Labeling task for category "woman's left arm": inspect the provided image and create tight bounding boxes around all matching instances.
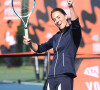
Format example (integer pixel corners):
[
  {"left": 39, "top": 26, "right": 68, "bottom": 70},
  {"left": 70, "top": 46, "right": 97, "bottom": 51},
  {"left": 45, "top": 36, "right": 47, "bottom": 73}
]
[
  {"left": 68, "top": 0, "right": 78, "bottom": 21},
  {"left": 68, "top": 0, "right": 82, "bottom": 48}
]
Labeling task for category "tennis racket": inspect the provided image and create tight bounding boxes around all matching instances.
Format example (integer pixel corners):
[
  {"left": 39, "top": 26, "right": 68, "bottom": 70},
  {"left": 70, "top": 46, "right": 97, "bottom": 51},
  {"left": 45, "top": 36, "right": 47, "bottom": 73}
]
[{"left": 12, "top": 0, "right": 35, "bottom": 39}]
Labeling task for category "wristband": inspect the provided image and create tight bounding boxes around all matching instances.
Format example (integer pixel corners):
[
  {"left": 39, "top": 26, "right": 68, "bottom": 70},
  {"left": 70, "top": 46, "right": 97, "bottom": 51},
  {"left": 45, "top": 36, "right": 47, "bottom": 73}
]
[{"left": 69, "top": 4, "right": 73, "bottom": 8}]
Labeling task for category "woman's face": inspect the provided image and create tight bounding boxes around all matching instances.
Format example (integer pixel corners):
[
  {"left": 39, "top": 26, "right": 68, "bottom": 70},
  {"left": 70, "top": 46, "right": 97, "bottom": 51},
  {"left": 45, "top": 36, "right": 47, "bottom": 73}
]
[{"left": 52, "top": 11, "right": 67, "bottom": 30}]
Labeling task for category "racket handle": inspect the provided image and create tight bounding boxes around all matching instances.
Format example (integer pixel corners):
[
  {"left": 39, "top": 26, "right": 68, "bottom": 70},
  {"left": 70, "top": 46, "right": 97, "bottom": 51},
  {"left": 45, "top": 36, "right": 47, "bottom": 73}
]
[{"left": 25, "top": 28, "right": 29, "bottom": 39}]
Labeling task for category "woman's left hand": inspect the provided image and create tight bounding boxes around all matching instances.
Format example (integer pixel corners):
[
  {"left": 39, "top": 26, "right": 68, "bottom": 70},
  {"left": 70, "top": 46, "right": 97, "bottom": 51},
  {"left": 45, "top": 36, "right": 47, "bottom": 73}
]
[{"left": 67, "top": 0, "right": 73, "bottom": 8}]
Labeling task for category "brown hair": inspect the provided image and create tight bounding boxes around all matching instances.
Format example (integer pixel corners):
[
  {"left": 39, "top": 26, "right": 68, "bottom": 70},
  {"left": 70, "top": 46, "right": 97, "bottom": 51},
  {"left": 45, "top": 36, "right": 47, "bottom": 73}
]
[{"left": 51, "top": 8, "right": 66, "bottom": 19}]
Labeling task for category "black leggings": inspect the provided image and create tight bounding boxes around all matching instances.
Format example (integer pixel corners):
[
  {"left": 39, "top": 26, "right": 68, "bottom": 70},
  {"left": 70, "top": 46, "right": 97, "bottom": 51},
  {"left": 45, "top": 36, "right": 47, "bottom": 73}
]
[{"left": 44, "top": 75, "right": 73, "bottom": 90}]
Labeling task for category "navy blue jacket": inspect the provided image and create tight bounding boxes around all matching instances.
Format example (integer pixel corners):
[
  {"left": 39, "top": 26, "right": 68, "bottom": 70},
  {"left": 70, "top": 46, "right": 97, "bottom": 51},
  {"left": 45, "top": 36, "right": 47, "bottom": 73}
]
[{"left": 37, "top": 18, "right": 81, "bottom": 78}]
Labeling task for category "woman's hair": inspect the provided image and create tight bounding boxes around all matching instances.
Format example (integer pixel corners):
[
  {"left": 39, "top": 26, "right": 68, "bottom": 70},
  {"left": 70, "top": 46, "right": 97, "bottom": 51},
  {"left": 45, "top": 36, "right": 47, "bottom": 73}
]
[
  {"left": 51, "top": 8, "right": 66, "bottom": 19},
  {"left": 7, "top": 20, "right": 13, "bottom": 24}
]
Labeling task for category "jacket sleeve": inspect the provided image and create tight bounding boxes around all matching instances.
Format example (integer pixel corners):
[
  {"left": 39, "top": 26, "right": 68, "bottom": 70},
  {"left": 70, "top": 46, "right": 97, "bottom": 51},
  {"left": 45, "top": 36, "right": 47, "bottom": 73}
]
[
  {"left": 36, "top": 36, "right": 54, "bottom": 53},
  {"left": 71, "top": 18, "right": 82, "bottom": 48}
]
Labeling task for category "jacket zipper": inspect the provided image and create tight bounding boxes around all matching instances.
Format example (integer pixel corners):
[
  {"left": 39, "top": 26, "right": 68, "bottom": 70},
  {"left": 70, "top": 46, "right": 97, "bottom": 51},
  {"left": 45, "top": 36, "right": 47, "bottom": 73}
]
[
  {"left": 54, "top": 33, "right": 63, "bottom": 77},
  {"left": 63, "top": 53, "right": 64, "bottom": 67}
]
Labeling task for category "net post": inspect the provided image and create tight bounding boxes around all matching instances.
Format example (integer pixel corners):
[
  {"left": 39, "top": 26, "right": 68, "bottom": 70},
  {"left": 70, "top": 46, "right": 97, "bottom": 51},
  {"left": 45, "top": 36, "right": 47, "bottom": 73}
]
[
  {"left": 42, "top": 52, "right": 48, "bottom": 80},
  {"left": 34, "top": 56, "right": 40, "bottom": 81}
]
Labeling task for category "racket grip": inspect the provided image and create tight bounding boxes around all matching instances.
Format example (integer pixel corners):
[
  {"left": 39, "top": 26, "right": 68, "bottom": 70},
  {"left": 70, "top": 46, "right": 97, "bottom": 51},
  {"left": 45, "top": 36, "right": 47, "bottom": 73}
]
[{"left": 25, "top": 28, "right": 29, "bottom": 39}]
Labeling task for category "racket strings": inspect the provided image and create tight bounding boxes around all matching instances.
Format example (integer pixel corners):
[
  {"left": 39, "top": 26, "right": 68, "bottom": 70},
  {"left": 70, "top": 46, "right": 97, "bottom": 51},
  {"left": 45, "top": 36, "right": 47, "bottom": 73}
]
[{"left": 12, "top": 0, "right": 35, "bottom": 17}]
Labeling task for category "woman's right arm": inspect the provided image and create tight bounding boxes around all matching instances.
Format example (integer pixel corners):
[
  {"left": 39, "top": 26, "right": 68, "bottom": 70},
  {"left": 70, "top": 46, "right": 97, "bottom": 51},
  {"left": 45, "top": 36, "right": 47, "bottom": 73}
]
[
  {"left": 23, "top": 36, "right": 38, "bottom": 52},
  {"left": 23, "top": 35, "right": 54, "bottom": 53}
]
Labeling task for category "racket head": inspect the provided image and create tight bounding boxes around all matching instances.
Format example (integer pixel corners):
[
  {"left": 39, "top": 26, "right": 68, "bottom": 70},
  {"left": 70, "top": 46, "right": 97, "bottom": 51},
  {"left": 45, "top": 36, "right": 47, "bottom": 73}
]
[
  {"left": 12, "top": 0, "right": 35, "bottom": 39},
  {"left": 12, "top": 0, "right": 35, "bottom": 17}
]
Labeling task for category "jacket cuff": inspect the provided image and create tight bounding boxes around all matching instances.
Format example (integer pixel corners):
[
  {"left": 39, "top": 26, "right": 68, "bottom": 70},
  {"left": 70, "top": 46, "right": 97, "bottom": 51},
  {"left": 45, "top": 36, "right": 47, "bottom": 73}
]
[
  {"left": 35, "top": 45, "right": 41, "bottom": 53},
  {"left": 71, "top": 18, "right": 79, "bottom": 24}
]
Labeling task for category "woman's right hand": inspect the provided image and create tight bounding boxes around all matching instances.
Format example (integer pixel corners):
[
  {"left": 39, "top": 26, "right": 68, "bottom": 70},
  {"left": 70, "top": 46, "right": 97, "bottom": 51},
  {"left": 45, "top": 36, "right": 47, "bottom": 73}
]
[
  {"left": 23, "top": 36, "right": 31, "bottom": 45},
  {"left": 23, "top": 36, "right": 38, "bottom": 52}
]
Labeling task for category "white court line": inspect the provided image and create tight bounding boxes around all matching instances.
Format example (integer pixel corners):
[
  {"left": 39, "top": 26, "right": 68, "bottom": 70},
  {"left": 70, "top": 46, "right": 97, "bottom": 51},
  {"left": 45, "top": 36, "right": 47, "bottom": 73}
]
[{"left": 21, "top": 82, "right": 43, "bottom": 86}]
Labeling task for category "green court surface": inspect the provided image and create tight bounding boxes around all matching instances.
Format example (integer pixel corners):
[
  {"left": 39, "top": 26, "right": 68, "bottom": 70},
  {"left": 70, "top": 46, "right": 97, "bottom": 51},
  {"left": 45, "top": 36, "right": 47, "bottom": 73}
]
[{"left": 0, "top": 65, "right": 45, "bottom": 83}]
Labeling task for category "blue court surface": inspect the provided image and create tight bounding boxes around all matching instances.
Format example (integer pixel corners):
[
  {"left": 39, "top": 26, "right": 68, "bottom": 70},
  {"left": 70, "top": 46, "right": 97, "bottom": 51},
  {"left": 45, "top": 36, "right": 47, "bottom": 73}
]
[{"left": 0, "top": 82, "right": 43, "bottom": 90}]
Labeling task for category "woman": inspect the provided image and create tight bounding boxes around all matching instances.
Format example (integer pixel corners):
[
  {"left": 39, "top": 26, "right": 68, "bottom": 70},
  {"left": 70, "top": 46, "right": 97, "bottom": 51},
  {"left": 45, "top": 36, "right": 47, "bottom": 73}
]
[{"left": 23, "top": 0, "right": 81, "bottom": 90}]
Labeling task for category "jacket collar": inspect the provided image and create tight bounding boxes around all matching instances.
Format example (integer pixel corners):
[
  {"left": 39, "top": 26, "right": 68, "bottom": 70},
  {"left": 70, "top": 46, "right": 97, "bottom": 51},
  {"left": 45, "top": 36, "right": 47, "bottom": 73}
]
[{"left": 59, "top": 25, "right": 71, "bottom": 34}]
